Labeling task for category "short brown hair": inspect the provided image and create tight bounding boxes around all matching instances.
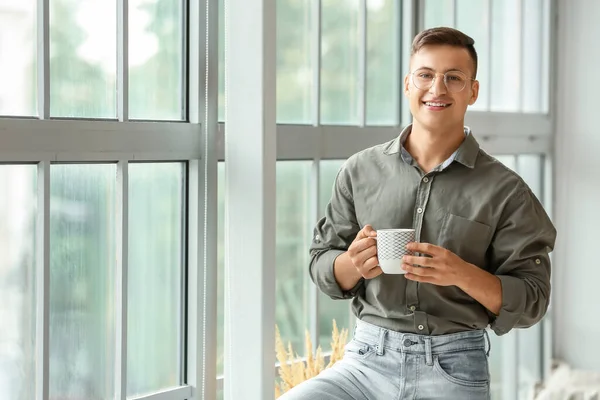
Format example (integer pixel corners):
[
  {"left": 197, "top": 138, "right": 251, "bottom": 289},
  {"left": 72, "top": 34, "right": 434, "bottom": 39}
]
[{"left": 411, "top": 27, "right": 478, "bottom": 78}]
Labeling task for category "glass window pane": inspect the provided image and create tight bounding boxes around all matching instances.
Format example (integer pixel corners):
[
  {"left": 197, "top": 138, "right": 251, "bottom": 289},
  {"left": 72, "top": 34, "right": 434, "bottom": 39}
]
[
  {"left": 423, "top": 0, "right": 454, "bottom": 30},
  {"left": 456, "top": 0, "right": 490, "bottom": 111},
  {"left": 276, "top": 161, "right": 312, "bottom": 353},
  {"left": 522, "top": 0, "right": 547, "bottom": 113},
  {"left": 50, "top": 164, "right": 116, "bottom": 400},
  {"left": 321, "top": 0, "right": 359, "bottom": 125},
  {"left": 488, "top": 332, "right": 504, "bottom": 400},
  {"left": 493, "top": 155, "right": 517, "bottom": 172},
  {"left": 518, "top": 324, "right": 542, "bottom": 399},
  {"left": 217, "top": 161, "right": 313, "bottom": 374},
  {"left": 50, "top": 0, "right": 116, "bottom": 118},
  {"left": 129, "top": 0, "right": 184, "bottom": 120},
  {"left": 516, "top": 155, "right": 543, "bottom": 198},
  {"left": 490, "top": 0, "right": 520, "bottom": 112},
  {"left": 366, "top": 0, "right": 400, "bottom": 126},
  {"left": 318, "top": 160, "right": 351, "bottom": 349},
  {"left": 0, "top": 165, "right": 36, "bottom": 400},
  {"left": 0, "top": 1, "right": 36, "bottom": 116},
  {"left": 217, "top": 162, "right": 224, "bottom": 376},
  {"left": 127, "top": 163, "right": 184, "bottom": 396},
  {"left": 276, "top": 0, "right": 312, "bottom": 124}
]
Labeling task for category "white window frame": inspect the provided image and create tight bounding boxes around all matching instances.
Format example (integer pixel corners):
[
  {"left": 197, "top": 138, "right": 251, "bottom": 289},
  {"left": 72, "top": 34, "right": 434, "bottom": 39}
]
[{"left": 0, "top": 0, "right": 219, "bottom": 399}]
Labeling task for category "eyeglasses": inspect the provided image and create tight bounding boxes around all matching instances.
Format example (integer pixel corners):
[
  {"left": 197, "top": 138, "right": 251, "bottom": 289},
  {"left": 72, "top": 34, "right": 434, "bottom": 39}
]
[{"left": 410, "top": 69, "right": 475, "bottom": 93}]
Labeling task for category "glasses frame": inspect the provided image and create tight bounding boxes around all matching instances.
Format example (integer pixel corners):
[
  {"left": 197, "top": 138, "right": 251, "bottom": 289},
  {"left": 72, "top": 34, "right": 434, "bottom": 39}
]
[{"left": 410, "top": 69, "right": 476, "bottom": 93}]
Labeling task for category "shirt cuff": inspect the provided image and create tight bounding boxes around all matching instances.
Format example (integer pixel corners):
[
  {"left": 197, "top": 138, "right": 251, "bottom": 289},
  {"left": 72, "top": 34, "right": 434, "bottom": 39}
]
[
  {"left": 314, "top": 249, "right": 364, "bottom": 300},
  {"left": 489, "top": 275, "right": 527, "bottom": 336}
]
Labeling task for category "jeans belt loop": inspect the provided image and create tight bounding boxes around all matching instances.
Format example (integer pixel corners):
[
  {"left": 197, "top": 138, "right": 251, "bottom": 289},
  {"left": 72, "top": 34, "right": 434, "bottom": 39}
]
[
  {"left": 484, "top": 329, "right": 491, "bottom": 357},
  {"left": 376, "top": 329, "right": 386, "bottom": 356},
  {"left": 424, "top": 336, "right": 433, "bottom": 366}
]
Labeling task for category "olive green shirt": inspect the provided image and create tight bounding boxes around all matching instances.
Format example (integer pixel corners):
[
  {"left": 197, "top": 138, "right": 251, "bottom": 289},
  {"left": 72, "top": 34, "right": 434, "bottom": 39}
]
[{"left": 309, "top": 125, "right": 556, "bottom": 336}]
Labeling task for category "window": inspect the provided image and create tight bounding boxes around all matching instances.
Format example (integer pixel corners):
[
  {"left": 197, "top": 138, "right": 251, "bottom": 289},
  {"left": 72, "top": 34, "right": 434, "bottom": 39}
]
[
  {"left": 0, "top": 0, "right": 196, "bottom": 399},
  {"left": 219, "top": 0, "right": 401, "bottom": 125},
  {"left": 0, "top": 0, "right": 36, "bottom": 116},
  {"left": 127, "top": 162, "right": 185, "bottom": 397},
  {"left": 50, "top": 0, "right": 117, "bottom": 118},
  {"left": 0, "top": 165, "right": 36, "bottom": 400},
  {"left": 423, "top": 0, "right": 551, "bottom": 113},
  {"left": 49, "top": 164, "right": 116, "bottom": 399},
  {"left": 128, "top": 0, "right": 185, "bottom": 120}
]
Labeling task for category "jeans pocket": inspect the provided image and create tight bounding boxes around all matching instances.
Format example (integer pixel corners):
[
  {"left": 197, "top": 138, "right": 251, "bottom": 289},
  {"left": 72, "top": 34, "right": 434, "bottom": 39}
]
[
  {"left": 433, "top": 349, "right": 490, "bottom": 388},
  {"left": 344, "top": 339, "right": 376, "bottom": 359}
]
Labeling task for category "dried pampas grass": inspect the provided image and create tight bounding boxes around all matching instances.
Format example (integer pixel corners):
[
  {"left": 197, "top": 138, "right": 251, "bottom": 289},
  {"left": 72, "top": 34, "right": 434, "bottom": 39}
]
[{"left": 275, "top": 320, "right": 348, "bottom": 398}]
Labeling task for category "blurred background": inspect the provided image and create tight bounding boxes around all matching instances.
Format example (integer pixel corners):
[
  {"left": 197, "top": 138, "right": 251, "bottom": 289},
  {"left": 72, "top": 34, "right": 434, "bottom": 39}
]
[{"left": 0, "top": 0, "right": 597, "bottom": 399}]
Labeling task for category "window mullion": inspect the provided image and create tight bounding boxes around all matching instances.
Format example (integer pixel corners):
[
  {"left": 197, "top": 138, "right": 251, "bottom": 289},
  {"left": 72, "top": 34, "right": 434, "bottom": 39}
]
[
  {"left": 115, "top": 160, "right": 129, "bottom": 400},
  {"left": 311, "top": 0, "right": 322, "bottom": 126},
  {"left": 402, "top": 0, "right": 419, "bottom": 125},
  {"left": 486, "top": 0, "right": 493, "bottom": 110},
  {"left": 358, "top": 0, "right": 367, "bottom": 127},
  {"left": 37, "top": 0, "right": 49, "bottom": 119},
  {"left": 35, "top": 160, "right": 50, "bottom": 400},
  {"left": 308, "top": 159, "right": 321, "bottom": 352},
  {"left": 452, "top": 0, "right": 457, "bottom": 28},
  {"left": 517, "top": 0, "right": 524, "bottom": 112},
  {"left": 118, "top": 0, "right": 130, "bottom": 121},
  {"left": 188, "top": 0, "right": 219, "bottom": 399}
]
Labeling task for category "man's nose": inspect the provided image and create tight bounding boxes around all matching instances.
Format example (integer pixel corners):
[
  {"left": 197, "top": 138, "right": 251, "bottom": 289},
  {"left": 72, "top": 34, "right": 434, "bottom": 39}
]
[{"left": 429, "top": 74, "right": 447, "bottom": 96}]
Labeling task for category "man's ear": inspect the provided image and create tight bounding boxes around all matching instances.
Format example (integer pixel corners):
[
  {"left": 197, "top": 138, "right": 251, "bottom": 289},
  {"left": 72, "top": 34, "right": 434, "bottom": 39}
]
[
  {"left": 468, "top": 80, "right": 480, "bottom": 105},
  {"left": 404, "top": 74, "right": 410, "bottom": 97}
]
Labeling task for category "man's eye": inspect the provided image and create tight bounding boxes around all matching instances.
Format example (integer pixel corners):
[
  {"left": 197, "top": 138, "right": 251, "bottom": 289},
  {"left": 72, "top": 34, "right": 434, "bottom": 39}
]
[
  {"left": 447, "top": 75, "right": 463, "bottom": 81},
  {"left": 418, "top": 73, "right": 433, "bottom": 79}
]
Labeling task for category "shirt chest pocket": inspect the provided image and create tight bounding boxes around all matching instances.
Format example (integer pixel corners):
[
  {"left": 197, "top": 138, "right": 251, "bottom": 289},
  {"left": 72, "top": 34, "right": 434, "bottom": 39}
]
[{"left": 437, "top": 213, "right": 492, "bottom": 268}]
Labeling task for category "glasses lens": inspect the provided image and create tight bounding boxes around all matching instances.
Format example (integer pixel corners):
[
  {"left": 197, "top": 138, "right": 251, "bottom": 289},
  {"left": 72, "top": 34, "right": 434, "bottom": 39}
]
[
  {"left": 413, "top": 70, "right": 433, "bottom": 90},
  {"left": 444, "top": 72, "right": 467, "bottom": 92}
]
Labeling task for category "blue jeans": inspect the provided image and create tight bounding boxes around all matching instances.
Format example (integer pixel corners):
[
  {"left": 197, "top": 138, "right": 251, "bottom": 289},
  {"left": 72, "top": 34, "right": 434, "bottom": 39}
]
[{"left": 279, "top": 319, "right": 491, "bottom": 400}]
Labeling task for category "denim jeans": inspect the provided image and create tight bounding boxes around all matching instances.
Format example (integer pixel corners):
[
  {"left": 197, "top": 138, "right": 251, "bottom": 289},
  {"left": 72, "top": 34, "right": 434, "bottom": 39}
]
[{"left": 279, "top": 319, "right": 491, "bottom": 400}]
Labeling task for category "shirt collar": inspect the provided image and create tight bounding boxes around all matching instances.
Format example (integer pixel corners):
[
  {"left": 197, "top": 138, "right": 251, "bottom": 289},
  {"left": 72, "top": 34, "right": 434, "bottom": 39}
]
[{"left": 383, "top": 124, "right": 480, "bottom": 170}]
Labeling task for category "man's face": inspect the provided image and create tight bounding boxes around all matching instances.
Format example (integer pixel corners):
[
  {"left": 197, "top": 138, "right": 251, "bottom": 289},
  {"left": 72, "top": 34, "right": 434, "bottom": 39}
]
[{"left": 404, "top": 45, "right": 479, "bottom": 132}]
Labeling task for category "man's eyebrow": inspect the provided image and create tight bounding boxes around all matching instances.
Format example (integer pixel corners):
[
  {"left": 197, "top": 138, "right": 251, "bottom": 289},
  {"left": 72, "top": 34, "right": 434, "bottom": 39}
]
[{"left": 414, "top": 66, "right": 466, "bottom": 73}]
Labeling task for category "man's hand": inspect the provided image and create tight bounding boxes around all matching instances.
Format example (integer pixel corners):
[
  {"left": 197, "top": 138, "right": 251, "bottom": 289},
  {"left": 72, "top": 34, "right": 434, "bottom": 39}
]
[
  {"left": 402, "top": 242, "right": 502, "bottom": 315},
  {"left": 347, "top": 224, "right": 382, "bottom": 279},
  {"left": 401, "top": 242, "right": 473, "bottom": 287}
]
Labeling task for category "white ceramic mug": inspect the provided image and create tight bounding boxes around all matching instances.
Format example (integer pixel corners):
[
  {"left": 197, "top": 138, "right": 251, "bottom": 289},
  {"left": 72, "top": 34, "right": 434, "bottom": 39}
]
[{"left": 376, "top": 229, "right": 416, "bottom": 274}]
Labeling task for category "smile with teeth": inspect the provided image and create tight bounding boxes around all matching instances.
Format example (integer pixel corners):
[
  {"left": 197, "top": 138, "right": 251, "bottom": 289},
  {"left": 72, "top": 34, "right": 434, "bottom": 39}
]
[{"left": 423, "top": 102, "right": 450, "bottom": 107}]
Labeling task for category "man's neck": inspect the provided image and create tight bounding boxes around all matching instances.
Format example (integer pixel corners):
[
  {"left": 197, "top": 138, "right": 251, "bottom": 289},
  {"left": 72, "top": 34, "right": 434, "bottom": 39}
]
[{"left": 404, "top": 121, "right": 466, "bottom": 173}]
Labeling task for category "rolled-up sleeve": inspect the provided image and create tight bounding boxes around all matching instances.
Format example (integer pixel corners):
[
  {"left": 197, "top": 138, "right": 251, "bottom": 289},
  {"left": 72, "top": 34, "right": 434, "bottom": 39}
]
[
  {"left": 309, "top": 162, "right": 364, "bottom": 299},
  {"left": 489, "top": 188, "right": 557, "bottom": 336}
]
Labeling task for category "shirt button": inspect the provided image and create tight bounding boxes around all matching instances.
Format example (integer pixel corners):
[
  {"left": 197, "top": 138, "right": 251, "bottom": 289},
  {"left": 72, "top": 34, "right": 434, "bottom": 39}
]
[
  {"left": 535, "top": 258, "right": 541, "bottom": 265},
  {"left": 418, "top": 325, "right": 424, "bottom": 331},
  {"left": 417, "top": 207, "right": 423, "bottom": 214},
  {"left": 423, "top": 177, "right": 429, "bottom": 183},
  {"left": 315, "top": 235, "right": 321, "bottom": 242},
  {"left": 409, "top": 305, "right": 416, "bottom": 311}
]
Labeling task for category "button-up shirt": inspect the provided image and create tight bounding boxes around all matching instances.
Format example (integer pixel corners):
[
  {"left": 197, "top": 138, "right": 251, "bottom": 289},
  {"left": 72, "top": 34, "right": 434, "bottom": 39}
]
[{"left": 309, "top": 124, "right": 557, "bottom": 336}]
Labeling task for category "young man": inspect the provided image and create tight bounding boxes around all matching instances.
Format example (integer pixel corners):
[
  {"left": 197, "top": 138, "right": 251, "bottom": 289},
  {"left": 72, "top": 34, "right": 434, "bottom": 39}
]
[{"left": 280, "top": 27, "right": 556, "bottom": 400}]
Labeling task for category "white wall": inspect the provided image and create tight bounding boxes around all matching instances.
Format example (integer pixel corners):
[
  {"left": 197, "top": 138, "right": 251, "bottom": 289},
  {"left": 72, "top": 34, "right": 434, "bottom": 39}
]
[{"left": 554, "top": 0, "right": 600, "bottom": 372}]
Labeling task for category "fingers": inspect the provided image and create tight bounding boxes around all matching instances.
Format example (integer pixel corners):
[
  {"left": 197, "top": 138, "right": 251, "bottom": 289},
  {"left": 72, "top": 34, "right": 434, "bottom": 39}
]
[
  {"left": 407, "top": 242, "right": 442, "bottom": 256},
  {"left": 349, "top": 237, "right": 377, "bottom": 255},
  {"left": 348, "top": 241, "right": 378, "bottom": 268},
  {"left": 358, "top": 256, "right": 382, "bottom": 279},
  {"left": 355, "top": 224, "right": 377, "bottom": 240},
  {"left": 402, "top": 263, "right": 434, "bottom": 277},
  {"left": 402, "top": 255, "right": 434, "bottom": 267}
]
